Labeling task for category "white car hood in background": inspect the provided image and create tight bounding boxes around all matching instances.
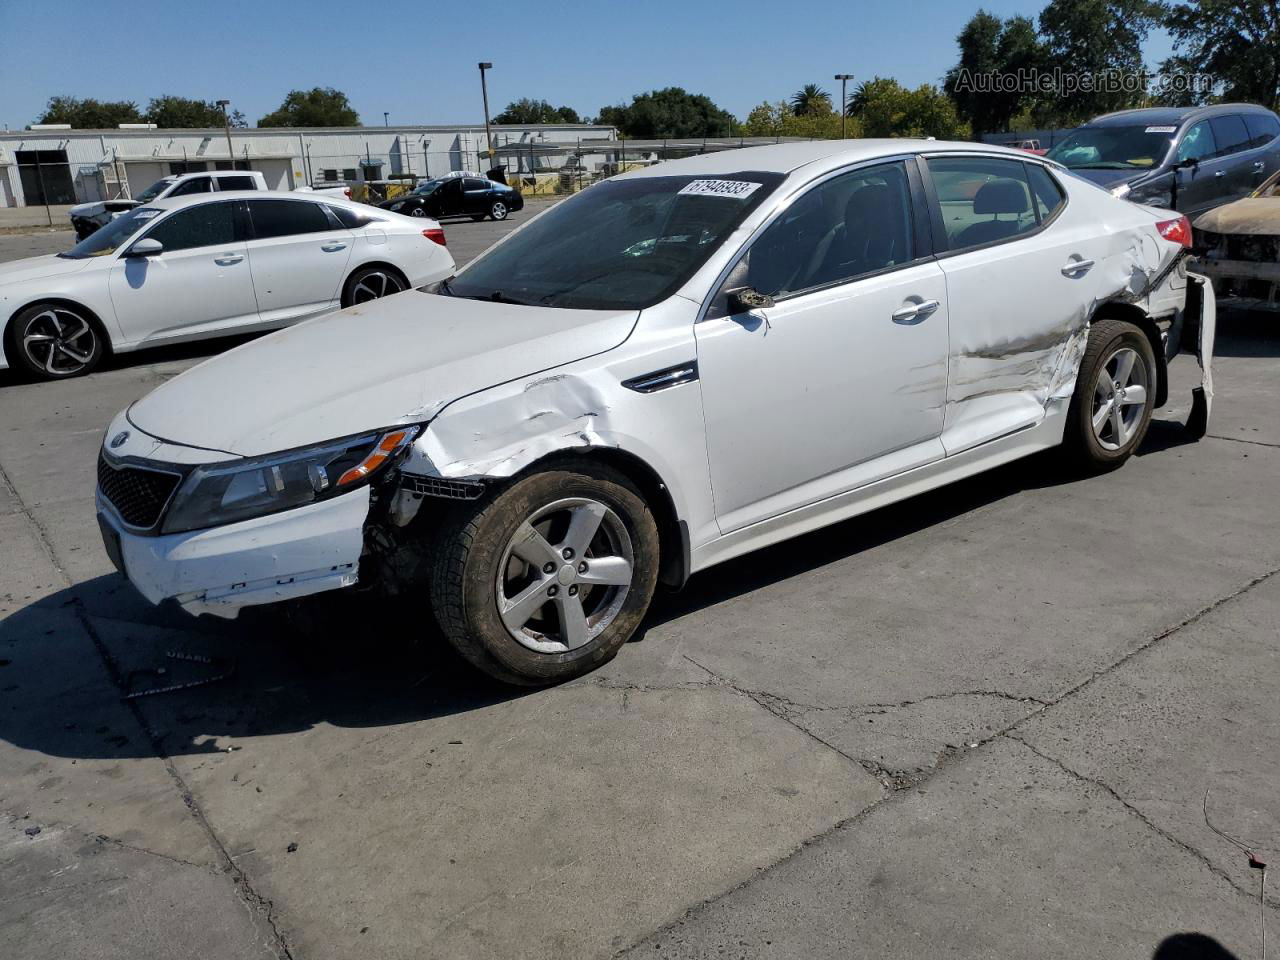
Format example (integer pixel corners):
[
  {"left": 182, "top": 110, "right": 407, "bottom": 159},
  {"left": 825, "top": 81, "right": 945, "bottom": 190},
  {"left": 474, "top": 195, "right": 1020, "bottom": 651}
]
[
  {"left": 127, "top": 291, "right": 639, "bottom": 457},
  {"left": 0, "top": 254, "right": 92, "bottom": 286}
]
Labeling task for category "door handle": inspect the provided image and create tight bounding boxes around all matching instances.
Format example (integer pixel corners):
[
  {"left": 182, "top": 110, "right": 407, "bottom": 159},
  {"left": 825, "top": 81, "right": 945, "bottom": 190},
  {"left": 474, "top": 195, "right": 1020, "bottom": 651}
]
[
  {"left": 1255, "top": 161, "right": 1266, "bottom": 170},
  {"left": 321, "top": 242, "right": 347, "bottom": 252},
  {"left": 1214, "top": 170, "right": 1227, "bottom": 178},
  {"left": 214, "top": 254, "right": 244, "bottom": 266},
  {"left": 1061, "top": 259, "right": 1095, "bottom": 277},
  {"left": 891, "top": 299, "right": 940, "bottom": 325}
]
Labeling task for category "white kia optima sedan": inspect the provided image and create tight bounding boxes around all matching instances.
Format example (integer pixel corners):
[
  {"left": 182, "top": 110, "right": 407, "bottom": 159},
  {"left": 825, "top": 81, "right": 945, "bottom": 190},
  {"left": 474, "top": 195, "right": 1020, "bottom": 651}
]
[
  {"left": 0, "top": 191, "right": 453, "bottom": 379},
  {"left": 95, "top": 141, "right": 1215, "bottom": 685}
]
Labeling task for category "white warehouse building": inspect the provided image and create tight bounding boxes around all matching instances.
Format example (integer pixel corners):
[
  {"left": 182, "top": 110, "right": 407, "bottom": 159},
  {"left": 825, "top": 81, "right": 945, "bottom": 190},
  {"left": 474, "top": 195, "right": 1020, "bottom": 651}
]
[{"left": 0, "top": 122, "right": 616, "bottom": 207}]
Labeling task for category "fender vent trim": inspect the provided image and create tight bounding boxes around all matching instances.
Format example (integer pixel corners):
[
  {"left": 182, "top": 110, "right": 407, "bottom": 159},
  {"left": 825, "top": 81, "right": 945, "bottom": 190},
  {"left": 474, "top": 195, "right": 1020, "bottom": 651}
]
[{"left": 622, "top": 361, "right": 699, "bottom": 393}]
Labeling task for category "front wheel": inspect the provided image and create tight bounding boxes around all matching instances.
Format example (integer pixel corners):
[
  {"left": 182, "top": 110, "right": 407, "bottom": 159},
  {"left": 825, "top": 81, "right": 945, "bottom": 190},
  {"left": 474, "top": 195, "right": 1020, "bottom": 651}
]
[
  {"left": 1062, "top": 318, "right": 1156, "bottom": 470},
  {"left": 489, "top": 200, "right": 508, "bottom": 221},
  {"left": 409, "top": 206, "right": 427, "bottom": 218},
  {"left": 8, "top": 303, "right": 104, "bottom": 380},
  {"left": 430, "top": 464, "right": 660, "bottom": 686}
]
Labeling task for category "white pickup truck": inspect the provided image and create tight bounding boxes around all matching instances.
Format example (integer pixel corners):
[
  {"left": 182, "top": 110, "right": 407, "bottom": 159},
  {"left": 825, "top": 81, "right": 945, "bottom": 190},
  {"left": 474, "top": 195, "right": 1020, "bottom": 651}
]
[{"left": 69, "top": 171, "right": 351, "bottom": 239}]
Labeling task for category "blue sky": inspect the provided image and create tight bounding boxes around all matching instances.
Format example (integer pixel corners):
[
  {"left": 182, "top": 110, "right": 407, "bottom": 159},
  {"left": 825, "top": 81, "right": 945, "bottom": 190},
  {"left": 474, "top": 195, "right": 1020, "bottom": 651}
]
[{"left": 0, "top": 0, "right": 1176, "bottom": 130}]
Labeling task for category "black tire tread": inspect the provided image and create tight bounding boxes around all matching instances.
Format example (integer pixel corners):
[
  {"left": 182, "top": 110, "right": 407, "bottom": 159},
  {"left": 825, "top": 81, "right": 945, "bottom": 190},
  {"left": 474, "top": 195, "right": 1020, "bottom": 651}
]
[{"left": 1062, "top": 318, "right": 1156, "bottom": 471}]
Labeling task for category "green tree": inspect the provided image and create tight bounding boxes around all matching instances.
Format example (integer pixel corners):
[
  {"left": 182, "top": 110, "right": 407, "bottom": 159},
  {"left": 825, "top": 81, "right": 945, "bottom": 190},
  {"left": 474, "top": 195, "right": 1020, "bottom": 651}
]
[
  {"left": 258, "top": 87, "right": 359, "bottom": 127},
  {"left": 37, "top": 96, "right": 143, "bottom": 128},
  {"left": 848, "top": 77, "right": 969, "bottom": 139},
  {"left": 1164, "top": 0, "right": 1280, "bottom": 109},
  {"left": 790, "top": 83, "right": 832, "bottom": 116},
  {"left": 1036, "top": 0, "right": 1164, "bottom": 124},
  {"left": 144, "top": 96, "right": 247, "bottom": 128},
  {"left": 596, "top": 87, "right": 734, "bottom": 138},
  {"left": 944, "top": 11, "right": 1047, "bottom": 137},
  {"left": 741, "top": 99, "right": 857, "bottom": 138},
  {"left": 492, "top": 98, "right": 582, "bottom": 124}
]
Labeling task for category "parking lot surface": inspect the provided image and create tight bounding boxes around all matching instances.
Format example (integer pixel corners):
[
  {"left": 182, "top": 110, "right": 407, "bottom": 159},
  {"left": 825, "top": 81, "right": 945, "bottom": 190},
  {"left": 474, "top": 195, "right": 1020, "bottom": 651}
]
[{"left": 1, "top": 208, "right": 1278, "bottom": 959}]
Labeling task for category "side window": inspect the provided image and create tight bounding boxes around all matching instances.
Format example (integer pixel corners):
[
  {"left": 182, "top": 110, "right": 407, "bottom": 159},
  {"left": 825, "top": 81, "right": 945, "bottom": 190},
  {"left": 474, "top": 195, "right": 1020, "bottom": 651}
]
[
  {"left": 217, "top": 175, "right": 257, "bottom": 191},
  {"left": 720, "top": 161, "right": 915, "bottom": 306},
  {"left": 1209, "top": 116, "right": 1250, "bottom": 158},
  {"left": 247, "top": 199, "right": 334, "bottom": 239},
  {"left": 168, "top": 176, "right": 213, "bottom": 198},
  {"left": 925, "top": 156, "right": 1037, "bottom": 251},
  {"left": 1176, "top": 122, "right": 1217, "bottom": 164},
  {"left": 1026, "top": 164, "right": 1066, "bottom": 222},
  {"left": 140, "top": 201, "right": 237, "bottom": 252},
  {"left": 327, "top": 205, "right": 371, "bottom": 228},
  {"left": 464, "top": 178, "right": 490, "bottom": 191},
  {"left": 1245, "top": 113, "right": 1280, "bottom": 149}
]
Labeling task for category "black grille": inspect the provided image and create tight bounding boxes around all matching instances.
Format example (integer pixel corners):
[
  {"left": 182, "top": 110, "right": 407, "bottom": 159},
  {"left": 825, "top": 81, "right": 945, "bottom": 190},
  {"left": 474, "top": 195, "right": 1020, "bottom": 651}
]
[
  {"left": 401, "top": 474, "right": 486, "bottom": 500},
  {"left": 97, "top": 453, "right": 182, "bottom": 529}
]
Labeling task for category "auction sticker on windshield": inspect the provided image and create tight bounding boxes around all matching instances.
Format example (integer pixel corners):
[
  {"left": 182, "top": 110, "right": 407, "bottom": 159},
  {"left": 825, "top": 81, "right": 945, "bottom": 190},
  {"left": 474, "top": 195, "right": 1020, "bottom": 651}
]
[
  {"left": 677, "top": 179, "right": 763, "bottom": 199},
  {"left": 1145, "top": 126, "right": 1177, "bottom": 134}
]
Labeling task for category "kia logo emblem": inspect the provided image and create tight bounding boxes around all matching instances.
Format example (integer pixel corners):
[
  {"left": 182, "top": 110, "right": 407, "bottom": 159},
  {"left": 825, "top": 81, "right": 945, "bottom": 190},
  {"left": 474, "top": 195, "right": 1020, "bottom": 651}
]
[{"left": 109, "top": 431, "right": 130, "bottom": 449}]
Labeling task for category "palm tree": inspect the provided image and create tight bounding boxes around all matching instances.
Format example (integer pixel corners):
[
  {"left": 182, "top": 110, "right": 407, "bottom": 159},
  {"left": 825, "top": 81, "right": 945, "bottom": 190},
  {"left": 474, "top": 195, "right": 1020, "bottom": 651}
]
[{"left": 790, "top": 84, "right": 832, "bottom": 117}]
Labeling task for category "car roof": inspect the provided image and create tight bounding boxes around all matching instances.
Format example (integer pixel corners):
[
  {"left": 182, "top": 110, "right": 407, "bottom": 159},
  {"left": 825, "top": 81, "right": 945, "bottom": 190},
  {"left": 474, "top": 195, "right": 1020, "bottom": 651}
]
[
  {"left": 619, "top": 138, "right": 1043, "bottom": 178},
  {"left": 1087, "top": 103, "right": 1277, "bottom": 127},
  {"left": 140, "top": 189, "right": 371, "bottom": 213}
]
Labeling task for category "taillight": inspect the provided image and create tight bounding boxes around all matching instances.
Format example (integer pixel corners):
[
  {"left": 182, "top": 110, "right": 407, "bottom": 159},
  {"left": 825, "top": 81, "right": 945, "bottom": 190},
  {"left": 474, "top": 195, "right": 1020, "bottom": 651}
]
[
  {"left": 1156, "top": 215, "right": 1192, "bottom": 248},
  {"left": 423, "top": 227, "right": 446, "bottom": 246}
]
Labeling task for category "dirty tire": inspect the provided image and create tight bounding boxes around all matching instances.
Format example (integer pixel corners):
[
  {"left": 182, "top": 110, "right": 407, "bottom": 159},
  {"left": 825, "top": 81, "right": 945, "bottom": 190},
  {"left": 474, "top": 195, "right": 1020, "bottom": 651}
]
[
  {"left": 7, "top": 302, "right": 105, "bottom": 380},
  {"left": 430, "top": 464, "right": 660, "bottom": 686},
  {"left": 1062, "top": 318, "right": 1156, "bottom": 471}
]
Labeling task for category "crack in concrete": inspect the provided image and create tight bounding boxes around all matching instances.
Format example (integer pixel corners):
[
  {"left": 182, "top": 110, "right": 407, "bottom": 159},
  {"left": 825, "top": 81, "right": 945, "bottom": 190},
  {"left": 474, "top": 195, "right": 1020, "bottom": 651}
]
[
  {"left": 1208, "top": 433, "right": 1280, "bottom": 449},
  {"left": 0, "top": 455, "right": 294, "bottom": 960},
  {"left": 1007, "top": 735, "right": 1280, "bottom": 911}
]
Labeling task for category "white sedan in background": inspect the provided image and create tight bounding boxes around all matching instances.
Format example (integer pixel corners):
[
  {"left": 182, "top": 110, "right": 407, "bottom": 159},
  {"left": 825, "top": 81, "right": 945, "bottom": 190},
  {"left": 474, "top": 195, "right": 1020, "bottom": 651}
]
[{"left": 0, "top": 191, "right": 454, "bottom": 379}]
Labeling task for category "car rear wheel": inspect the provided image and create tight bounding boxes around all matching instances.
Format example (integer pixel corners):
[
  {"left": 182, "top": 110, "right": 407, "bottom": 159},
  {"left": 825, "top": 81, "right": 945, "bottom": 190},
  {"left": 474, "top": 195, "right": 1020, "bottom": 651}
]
[
  {"left": 1062, "top": 318, "right": 1156, "bottom": 470},
  {"left": 430, "top": 464, "right": 660, "bottom": 686},
  {"left": 489, "top": 200, "right": 508, "bottom": 221},
  {"left": 342, "top": 266, "right": 407, "bottom": 307},
  {"left": 8, "top": 303, "right": 104, "bottom": 380}
]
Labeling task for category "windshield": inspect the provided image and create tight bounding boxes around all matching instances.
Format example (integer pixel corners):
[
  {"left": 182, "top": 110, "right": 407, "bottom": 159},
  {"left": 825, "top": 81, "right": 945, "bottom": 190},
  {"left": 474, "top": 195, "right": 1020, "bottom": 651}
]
[
  {"left": 60, "top": 207, "right": 163, "bottom": 258},
  {"left": 1046, "top": 125, "right": 1175, "bottom": 170},
  {"left": 134, "top": 177, "right": 177, "bottom": 203},
  {"left": 447, "top": 173, "right": 784, "bottom": 310}
]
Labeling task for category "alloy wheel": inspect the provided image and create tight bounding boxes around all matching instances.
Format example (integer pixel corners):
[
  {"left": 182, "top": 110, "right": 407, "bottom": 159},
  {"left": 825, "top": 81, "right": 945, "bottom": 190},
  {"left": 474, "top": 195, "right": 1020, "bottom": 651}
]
[
  {"left": 21, "top": 307, "right": 97, "bottom": 376},
  {"left": 350, "top": 271, "right": 405, "bottom": 303},
  {"left": 410, "top": 207, "right": 426, "bottom": 217},
  {"left": 491, "top": 202, "right": 508, "bottom": 220},
  {"left": 495, "top": 497, "right": 635, "bottom": 654},
  {"left": 1091, "top": 345, "right": 1149, "bottom": 451}
]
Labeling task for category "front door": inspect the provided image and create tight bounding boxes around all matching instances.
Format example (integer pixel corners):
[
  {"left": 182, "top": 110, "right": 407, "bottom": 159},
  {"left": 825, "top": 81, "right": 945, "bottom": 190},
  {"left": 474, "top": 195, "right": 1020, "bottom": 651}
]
[
  {"left": 1173, "top": 120, "right": 1231, "bottom": 216},
  {"left": 107, "top": 200, "right": 259, "bottom": 345},
  {"left": 244, "top": 198, "right": 354, "bottom": 324},
  {"left": 696, "top": 160, "right": 950, "bottom": 533}
]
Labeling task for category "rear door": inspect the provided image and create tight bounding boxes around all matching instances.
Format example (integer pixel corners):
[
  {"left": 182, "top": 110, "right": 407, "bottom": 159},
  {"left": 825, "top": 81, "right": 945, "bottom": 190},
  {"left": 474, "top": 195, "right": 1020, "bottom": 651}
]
[
  {"left": 1243, "top": 113, "right": 1280, "bottom": 189},
  {"left": 107, "top": 199, "right": 259, "bottom": 344},
  {"left": 463, "top": 178, "right": 492, "bottom": 215},
  {"left": 922, "top": 155, "right": 1105, "bottom": 454},
  {"left": 1209, "top": 114, "right": 1256, "bottom": 203},
  {"left": 244, "top": 198, "right": 355, "bottom": 324}
]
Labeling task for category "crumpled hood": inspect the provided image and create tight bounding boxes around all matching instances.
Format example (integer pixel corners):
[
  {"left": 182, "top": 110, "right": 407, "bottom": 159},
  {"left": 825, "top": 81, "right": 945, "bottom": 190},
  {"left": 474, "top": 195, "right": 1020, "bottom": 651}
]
[
  {"left": 1194, "top": 198, "right": 1280, "bottom": 236},
  {"left": 127, "top": 291, "right": 639, "bottom": 457},
  {"left": 0, "top": 254, "right": 91, "bottom": 286}
]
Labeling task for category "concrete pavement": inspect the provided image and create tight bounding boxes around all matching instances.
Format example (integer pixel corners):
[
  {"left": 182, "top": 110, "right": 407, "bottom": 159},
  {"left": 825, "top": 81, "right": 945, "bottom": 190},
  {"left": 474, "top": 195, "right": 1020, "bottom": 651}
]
[{"left": 0, "top": 215, "right": 1277, "bottom": 959}]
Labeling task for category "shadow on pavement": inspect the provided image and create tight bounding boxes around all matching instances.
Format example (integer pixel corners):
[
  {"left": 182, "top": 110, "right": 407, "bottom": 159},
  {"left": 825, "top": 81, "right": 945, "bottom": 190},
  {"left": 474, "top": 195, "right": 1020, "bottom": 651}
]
[
  {"left": 0, "top": 411, "right": 1199, "bottom": 763},
  {"left": 1152, "top": 932, "right": 1242, "bottom": 959}
]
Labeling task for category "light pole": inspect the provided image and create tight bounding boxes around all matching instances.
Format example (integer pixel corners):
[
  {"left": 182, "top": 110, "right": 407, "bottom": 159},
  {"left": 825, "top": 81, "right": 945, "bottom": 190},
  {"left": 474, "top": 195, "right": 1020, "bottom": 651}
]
[
  {"left": 478, "top": 61, "right": 494, "bottom": 172},
  {"left": 216, "top": 99, "right": 236, "bottom": 168},
  {"left": 383, "top": 111, "right": 389, "bottom": 127},
  {"left": 834, "top": 74, "right": 854, "bottom": 139}
]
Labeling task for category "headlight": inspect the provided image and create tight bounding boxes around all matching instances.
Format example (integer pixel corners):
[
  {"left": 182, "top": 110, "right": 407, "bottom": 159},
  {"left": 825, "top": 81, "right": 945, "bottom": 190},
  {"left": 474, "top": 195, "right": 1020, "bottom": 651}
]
[
  {"left": 162, "top": 426, "right": 418, "bottom": 534},
  {"left": 1110, "top": 182, "right": 1132, "bottom": 199}
]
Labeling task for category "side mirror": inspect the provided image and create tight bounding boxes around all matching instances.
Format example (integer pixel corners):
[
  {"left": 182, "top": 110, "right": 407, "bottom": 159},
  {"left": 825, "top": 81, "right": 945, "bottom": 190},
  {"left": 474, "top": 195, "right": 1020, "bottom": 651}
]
[
  {"left": 127, "top": 238, "right": 163, "bottom": 258},
  {"left": 728, "top": 287, "right": 776, "bottom": 312},
  {"left": 1175, "top": 156, "right": 1199, "bottom": 171}
]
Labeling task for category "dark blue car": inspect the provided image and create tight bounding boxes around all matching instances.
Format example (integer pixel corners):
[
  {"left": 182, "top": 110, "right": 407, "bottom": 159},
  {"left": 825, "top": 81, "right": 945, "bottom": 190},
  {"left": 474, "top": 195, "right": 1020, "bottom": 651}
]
[
  {"left": 379, "top": 175, "right": 524, "bottom": 222},
  {"left": 1046, "top": 103, "right": 1280, "bottom": 217}
]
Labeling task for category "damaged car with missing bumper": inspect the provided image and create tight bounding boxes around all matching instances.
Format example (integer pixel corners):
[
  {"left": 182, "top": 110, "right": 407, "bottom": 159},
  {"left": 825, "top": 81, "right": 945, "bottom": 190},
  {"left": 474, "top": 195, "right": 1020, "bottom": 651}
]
[
  {"left": 1193, "top": 166, "right": 1280, "bottom": 309},
  {"left": 96, "top": 141, "right": 1216, "bottom": 686}
]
